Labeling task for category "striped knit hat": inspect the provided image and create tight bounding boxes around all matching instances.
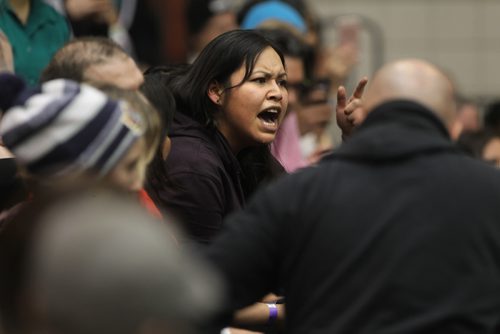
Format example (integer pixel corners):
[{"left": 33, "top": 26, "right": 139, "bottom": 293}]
[{"left": 0, "top": 74, "right": 144, "bottom": 177}]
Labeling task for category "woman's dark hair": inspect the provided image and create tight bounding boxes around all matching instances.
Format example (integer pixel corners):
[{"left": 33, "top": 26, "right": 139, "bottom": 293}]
[
  {"left": 257, "top": 27, "right": 309, "bottom": 60},
  {"left": 140, "top": 66, "right": 179, "bottom": 203},
  {"left": 171, "top": 29, "right": 286, "bottom": 128},
  {"left": 167, "top": 30, "right": 287, "bottom": 197},
  {"left": 141, "top": 66, "right": 177, "bottom": 141},
  {"left": 256, "top": 27, "right": 316, "bottom": 80}
]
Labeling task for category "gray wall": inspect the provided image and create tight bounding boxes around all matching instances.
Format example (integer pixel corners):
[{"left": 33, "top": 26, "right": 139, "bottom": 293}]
[{"left": 309, "top": 0, "right": 500, "bottom": 100}]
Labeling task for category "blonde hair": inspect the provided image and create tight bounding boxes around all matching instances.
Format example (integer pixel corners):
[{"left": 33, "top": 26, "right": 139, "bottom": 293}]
[{"left": 91, "top": 84, "right": 162, "bottom": 165}]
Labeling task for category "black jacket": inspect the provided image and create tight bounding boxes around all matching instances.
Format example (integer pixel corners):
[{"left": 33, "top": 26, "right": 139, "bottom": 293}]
[
  {"left": 207, "top": 100, "right": 500, "bottom": 333},
  {"left": 146, "top": 112, "right": 245, "bottom": 244}
]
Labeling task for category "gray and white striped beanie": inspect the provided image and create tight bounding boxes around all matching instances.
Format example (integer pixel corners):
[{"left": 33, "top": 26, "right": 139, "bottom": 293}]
[{"left": 0, "top": 74, "right": 144, "bottom": 177}]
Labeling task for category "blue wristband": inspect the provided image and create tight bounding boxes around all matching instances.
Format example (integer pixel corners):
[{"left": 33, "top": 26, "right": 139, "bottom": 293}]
[{"left": 266, "top": 303, "right": 278, "bottom": 324}]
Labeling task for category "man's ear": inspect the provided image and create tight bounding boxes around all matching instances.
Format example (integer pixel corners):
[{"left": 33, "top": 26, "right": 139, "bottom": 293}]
[{"left": 207, "top": 82, "right": 223, "bottom": 105}]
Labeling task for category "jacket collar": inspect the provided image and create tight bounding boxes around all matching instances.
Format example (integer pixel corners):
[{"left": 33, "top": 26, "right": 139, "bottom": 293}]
[
  {"left": 171, "top": 111, "right": 243, "bottom": 182},
  {"left": 324, "top": 100, "right": 459, "bottom": 163}
]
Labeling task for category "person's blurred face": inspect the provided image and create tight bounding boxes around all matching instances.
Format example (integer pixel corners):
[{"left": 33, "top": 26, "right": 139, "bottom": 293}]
[
  {"left": 295, "top": 81, "right": 332, "bottom": 136},
  {"left": 194, "top": 12, "right": 238, "bottom": 54},
  {"left": 457, "top": 104, "right": 480, "bottom": 132},
  {"left": 215, "top": 47, "right": 288, "bottom": 153},
  {"left": 284, "top": 55, "right": 305, "bottom": 110},
  {"left": 482, "top": 137, "right": 500, "bottom": 168},
  {"left": 107, "top": 138, "right": 146, "bottom": 191},
  {"left": 84, "top": 56, "right": 144, "bottom": 90}
]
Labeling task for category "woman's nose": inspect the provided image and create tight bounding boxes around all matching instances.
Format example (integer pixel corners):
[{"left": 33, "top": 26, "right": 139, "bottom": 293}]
[{"left": 267, "top": 80, "right": 284, "bottom": 101}]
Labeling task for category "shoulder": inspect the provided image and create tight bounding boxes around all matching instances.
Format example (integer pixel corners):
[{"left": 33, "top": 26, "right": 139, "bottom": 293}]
[
  {"left": 35, "top": 1, "right": 62, "bottom": 17},
  {"left": 36, "top": 0, "right": 70, "bottom": 31},
  {"left": 449, "top": 154, "right": 500, "bottom": 186},
  {"left": 168, "top": 134, "right": 226, "bottom": 176}
]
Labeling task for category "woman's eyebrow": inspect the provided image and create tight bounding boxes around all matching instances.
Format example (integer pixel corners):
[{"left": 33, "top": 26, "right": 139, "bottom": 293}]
[{"left": 251, "top": 70, "right": 288, "bottom": 78}]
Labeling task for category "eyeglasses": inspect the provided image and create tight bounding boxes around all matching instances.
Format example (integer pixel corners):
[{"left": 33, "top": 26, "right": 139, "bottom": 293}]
[{"left": 287, "top": 78, "right": 331, "bottom": 100}]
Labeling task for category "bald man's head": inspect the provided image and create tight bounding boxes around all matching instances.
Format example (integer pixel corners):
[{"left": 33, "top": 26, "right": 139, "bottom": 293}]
[{"left": 364, "top": 59, "right": 456, "bottom": 127}]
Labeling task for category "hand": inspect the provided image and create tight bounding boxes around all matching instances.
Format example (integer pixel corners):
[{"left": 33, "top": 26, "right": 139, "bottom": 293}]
[
  {"left": 317, "top": 44, "right": 359, "bottom": 84},
  {"left": 65, "top": 0, "right": 118, "bottom": 24},
  {"left": 307, "top": 146, "right": 333, "bottom": 166},
  {"left": 336, "top": 77, "right": 368, "bottom": 139},
  {"left": 0, "top": 30, "right": 14, "bottom": 73},
  {"left": 226, "top": 329, "right": 263, "bottom": 334}
]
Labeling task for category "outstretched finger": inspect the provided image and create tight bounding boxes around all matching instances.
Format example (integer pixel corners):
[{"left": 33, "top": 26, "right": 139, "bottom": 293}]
[
  {"left": 344, "top": 98, "right": 362, "bottom": 115},
  {"left": 351, "top": 77, "right": 368, "bottom": 100},
  {"left": 337, "top": 85, "right": 347, "bottom": 109}
]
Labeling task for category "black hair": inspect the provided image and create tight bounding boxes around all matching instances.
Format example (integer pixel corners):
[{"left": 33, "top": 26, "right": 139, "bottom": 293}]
[
  {"left": 140, "top": 66, "right": 178, "bottom": 205},
  {"left": 257, "top": 27, "right": 309, "bottom": 59},
  {"left": 141, "top": 66, "right": 177, "bottom": 139},
  {"left": 457, "top": 129, "right": 499, "bottom": 159},
  {"left": 172, "top": 29, "right": 285, "bottom": 127},
  {"left": 484, "top": 100, "right": 500, "bottom": 135},
  {"left": 186, "top": 0, "right": 233, "bottom": 36},
  {"left": 256, "top": 27, "right": 315, "bottom": 79},
  {"left": 168, "top": 30, "right": 287, "bottom": 197}
]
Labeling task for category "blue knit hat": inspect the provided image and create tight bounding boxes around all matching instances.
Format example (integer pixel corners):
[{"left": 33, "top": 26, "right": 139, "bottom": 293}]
[
  {"left": 240, "top": 0, "right": 307, "bottom": 33},
  {"left": 0, "top": 73, "right": 144, "bottom": 178}
]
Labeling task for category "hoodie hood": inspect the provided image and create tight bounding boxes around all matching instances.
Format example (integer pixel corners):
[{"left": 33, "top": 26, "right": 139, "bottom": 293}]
[{"left": 324, "top": 100, "right": 459, "bottom": 163}]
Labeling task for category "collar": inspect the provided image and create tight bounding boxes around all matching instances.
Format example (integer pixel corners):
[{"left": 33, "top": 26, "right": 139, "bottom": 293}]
[
  {"left": 4, "top": 0, "right": 60, "bottom": 31},
  {"left": 171, "top": 111, "right": 243, "bottom": 176},
  {"left": 324, "top": 100, "right": 458, "bottom": 163}
]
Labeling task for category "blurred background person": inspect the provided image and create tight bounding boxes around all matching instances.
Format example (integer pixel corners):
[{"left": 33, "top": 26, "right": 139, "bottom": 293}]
[
  {"left": 457, "top": 129, "right": 500, "bottom": 169},
  {"left": 185, "top": 0, "right": 238, "bottom": 62},
  {"left": 449, "top": 94, "right": 481, "bottom": 141},
  {"left": 40, "top": 37, "right": 144, "bottom": 90},
  {"left": 39, "top": 36, "right": 167, "bottom": 216},
  {"left": 44, "top": 0, "right": 172, "bottom": 68},
  {"left": 46, "top": 0, "right": 135, "bottom": 55},
  {"left": 0, "top": 29, "right": 13, "bottom": 73},
  {"left": 0, "top": 0, "right": 70, "bottom": 85},
  {"left": 483, "top": 100, "right": 500, "bottom": 136},
  {"left": 0, "top": 72, "right": 27, "bottom": 220},
  {"left": 0, "top": 73, "right": 161, "bottom": 223},
  {"left": 0, "top": 183, "right": 221, "bottom": 334}
]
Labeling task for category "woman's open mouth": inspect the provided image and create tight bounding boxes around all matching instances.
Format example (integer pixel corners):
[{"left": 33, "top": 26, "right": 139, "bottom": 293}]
[{"left": 257, "top": 107, "right": 281, "bottom": 130}]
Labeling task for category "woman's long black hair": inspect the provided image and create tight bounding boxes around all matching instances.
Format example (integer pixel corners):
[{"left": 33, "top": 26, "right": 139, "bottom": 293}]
[
  {"left": 140, "top": 66, "right": 179, "bottom": 204},
  {"left": 170, "top": 30, "right": 287, "bottom": 198}
]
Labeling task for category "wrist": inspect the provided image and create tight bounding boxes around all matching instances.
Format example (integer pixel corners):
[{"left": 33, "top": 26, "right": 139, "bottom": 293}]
[{"left": 266, "top": 302, "right": 278, "bottom": 324}]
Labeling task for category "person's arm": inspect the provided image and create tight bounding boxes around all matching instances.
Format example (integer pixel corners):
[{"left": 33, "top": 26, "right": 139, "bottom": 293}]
[
  {"left": 64, "top": 0, "right": 112, "bottom": 21},
  {"left": 205, "top": 174, "right": 299, "bottom": 330},
  {"left": 336, "top": 77, "right": 368, "bottom": 140},
  {"left": 0, "top": 30, "right": 13, "bottom": 73},
  {"left": 232, "top": 300, "right": 285, "bottom": 329}
]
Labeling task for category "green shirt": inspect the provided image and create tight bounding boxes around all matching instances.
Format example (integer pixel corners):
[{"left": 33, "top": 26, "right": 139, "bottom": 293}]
[{"left": 0, "top": 0, "right": 70, "bottom": 85}]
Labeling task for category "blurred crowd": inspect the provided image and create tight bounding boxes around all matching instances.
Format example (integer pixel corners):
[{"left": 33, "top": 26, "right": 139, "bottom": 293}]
[{"left": 1, "top": 1, "right": 500, "bottom": 334}]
